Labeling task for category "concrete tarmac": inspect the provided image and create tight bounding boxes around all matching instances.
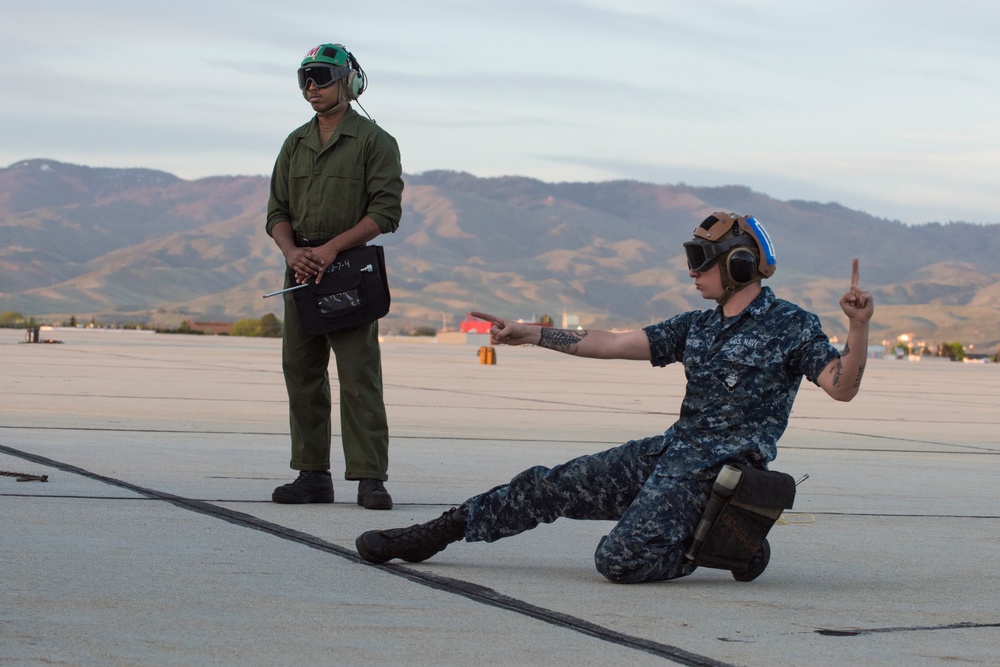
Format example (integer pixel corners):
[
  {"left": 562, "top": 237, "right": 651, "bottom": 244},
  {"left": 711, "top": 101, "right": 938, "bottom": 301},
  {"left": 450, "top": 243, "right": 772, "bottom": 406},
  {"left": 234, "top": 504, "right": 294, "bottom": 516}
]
[{"left": 1, "top": 327, "right": 998, "bottom": 666}]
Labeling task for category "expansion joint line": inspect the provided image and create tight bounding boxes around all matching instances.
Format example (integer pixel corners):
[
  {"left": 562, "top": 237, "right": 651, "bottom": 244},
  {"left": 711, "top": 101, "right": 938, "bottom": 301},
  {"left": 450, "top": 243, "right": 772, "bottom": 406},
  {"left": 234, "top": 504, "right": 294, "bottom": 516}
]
[{"left": 0, "top": 444, "right": 732, "bottom": 667}]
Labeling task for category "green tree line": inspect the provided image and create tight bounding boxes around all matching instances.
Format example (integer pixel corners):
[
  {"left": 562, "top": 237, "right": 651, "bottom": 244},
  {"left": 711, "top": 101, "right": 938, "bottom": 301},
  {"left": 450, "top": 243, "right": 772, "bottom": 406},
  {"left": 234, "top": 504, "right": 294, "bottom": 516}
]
[
  {"left": 230, "top": 313, "right": 282, "bottom": 337},
  {"left": 0, "top": 312, "right": 38, "bottom": 328}
]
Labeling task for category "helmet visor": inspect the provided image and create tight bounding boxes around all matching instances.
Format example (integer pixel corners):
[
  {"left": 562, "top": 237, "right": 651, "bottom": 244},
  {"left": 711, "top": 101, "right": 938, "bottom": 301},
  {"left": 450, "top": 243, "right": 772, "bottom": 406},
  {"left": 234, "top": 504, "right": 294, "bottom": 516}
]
[{"left": 297, "top": 65, "right": 350, "bottom": 90}]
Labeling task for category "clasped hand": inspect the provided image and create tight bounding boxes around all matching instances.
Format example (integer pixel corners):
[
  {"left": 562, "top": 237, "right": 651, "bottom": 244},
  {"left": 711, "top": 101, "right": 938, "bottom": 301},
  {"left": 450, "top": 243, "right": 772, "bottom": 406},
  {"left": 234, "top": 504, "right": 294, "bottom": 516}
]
[{"left": 285, "top": 245, "right": 338, "bottom": 284}]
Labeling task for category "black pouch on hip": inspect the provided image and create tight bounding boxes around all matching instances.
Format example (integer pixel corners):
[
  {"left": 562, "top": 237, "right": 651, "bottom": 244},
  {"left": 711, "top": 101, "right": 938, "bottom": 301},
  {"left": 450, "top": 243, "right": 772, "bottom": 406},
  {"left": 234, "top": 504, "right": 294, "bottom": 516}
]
[{"left": 686, "top": 464, "right": 796, "bottom": 571}]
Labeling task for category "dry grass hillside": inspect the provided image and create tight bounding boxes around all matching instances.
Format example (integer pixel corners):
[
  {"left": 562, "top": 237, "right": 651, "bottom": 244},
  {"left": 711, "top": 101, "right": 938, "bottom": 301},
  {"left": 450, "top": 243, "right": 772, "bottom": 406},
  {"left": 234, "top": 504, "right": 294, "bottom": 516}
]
[{"left": 1, "top": 159, "right": 997, "bottom": 351}]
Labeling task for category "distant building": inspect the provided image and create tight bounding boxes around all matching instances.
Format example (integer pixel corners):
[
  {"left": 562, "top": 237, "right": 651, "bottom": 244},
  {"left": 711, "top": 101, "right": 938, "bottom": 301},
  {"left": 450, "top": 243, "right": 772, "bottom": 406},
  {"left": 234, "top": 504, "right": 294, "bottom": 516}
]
[
  {"left": 459, "top": 314, "right": 491, "bottom": 334},
  {"left": 562, "top": 312, "right": 581, "bottom": 329},
  {"left": 190, "top": 321, "right": 233, "bottom": 335}
]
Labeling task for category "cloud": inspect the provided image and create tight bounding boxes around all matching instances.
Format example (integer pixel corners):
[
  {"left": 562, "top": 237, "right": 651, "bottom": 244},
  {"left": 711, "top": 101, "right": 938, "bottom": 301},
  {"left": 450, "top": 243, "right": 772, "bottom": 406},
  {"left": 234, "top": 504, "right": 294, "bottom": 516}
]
[{"left": 2, "top": 0, "right": 999, "bottom": 224}]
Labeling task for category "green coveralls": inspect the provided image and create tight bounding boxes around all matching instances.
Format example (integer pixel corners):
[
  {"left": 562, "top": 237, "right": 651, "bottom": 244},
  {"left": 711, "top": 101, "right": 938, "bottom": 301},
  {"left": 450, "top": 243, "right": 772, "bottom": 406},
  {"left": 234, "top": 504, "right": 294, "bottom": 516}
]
[{"left": 266, "top": 108, "right": 403, "bottom": 480}]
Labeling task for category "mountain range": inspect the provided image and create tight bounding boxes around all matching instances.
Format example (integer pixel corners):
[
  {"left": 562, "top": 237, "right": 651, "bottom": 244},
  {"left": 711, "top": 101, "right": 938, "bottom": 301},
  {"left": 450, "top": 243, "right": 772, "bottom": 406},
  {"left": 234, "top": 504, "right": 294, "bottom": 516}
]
[{"left": 2, "top": 158, "right": 998, "bottom": 351}]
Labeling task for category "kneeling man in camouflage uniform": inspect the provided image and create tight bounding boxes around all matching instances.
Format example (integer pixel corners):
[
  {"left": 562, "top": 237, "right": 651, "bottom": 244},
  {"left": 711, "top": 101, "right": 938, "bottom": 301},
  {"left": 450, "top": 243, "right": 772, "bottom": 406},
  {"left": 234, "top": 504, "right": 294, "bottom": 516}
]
[{"left": 357, "top": 212, "right": 874, "bottom": 583}]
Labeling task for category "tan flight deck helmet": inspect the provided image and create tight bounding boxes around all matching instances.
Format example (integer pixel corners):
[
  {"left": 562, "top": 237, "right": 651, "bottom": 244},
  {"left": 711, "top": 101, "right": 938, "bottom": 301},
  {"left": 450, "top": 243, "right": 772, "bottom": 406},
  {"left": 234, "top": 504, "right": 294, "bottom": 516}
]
[{"left": 683, "top": 212, "right": 777, "bottom": 305}]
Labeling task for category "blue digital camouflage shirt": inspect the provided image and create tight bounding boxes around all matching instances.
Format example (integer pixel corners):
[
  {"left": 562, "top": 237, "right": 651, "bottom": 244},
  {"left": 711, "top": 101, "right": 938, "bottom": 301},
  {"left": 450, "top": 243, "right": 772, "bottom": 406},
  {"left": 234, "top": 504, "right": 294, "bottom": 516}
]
[{"left": 643, "top": 286, "right": 840, "bottom": 476}]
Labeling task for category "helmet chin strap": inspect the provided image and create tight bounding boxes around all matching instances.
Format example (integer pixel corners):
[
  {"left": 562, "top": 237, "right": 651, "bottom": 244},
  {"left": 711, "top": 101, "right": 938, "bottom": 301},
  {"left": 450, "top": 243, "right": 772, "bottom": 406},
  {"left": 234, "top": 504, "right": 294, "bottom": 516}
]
[
  {"left": 716, "top": 285, "right": 737, "bottom": 306},
  {"left": 317, "top": 101, "right": 349, "bottom": 117},
  {"left": 715, "top": 257, "right": 751, "bottom": 306}
]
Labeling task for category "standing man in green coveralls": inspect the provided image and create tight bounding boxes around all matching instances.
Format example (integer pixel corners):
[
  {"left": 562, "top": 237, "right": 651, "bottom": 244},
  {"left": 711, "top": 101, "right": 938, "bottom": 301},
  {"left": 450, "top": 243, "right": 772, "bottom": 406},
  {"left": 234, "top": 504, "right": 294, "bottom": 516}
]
[{"left": 266, "top": 43, "right": 403, "bottom": 510}]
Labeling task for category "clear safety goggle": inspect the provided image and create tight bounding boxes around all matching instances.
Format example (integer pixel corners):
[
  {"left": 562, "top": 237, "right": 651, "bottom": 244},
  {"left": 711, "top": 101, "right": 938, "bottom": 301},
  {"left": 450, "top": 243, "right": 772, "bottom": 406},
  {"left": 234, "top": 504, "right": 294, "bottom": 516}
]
[{"left": 297, "top": 65, "right": 350, "bottom": 90}]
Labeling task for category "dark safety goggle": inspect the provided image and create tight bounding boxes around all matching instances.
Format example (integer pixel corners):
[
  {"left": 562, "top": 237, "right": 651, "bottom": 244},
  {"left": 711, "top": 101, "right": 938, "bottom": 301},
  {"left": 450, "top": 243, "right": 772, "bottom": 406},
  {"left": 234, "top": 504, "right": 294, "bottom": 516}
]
[
  {"left": 683, "top": 237, "right": 749, "bottom": 272},
  {"left": 297, "top": 65, "right": 350, "bottom": 90}
]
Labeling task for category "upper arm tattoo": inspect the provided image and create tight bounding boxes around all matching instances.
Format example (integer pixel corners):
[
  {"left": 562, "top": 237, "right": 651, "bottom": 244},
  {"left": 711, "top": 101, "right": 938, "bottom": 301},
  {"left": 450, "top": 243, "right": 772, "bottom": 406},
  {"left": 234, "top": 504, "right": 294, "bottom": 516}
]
[
  {"left": 831, "top": 359, "right": 844, "bottom": 388},
  {"left": 830, "top": 341, "right": 852, "bottom": 389},
  {"left": 538, "top": 328, "right": 588, "bottom": 354},
  {"left": 830, "top": 341, "right": 866, "bottom": 391}
]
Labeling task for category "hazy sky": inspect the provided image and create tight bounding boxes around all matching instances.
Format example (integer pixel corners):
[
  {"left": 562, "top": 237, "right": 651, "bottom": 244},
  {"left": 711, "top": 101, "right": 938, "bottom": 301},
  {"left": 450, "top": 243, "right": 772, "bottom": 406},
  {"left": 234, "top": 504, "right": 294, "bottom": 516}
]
[{"left": 3, "top": 1, "right": 998, "bottom": 225}]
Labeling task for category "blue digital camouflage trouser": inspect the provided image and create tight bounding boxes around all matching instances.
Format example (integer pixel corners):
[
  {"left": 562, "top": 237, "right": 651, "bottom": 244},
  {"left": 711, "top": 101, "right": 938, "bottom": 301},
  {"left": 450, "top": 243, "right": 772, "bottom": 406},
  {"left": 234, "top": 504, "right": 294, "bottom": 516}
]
[{"left": 462, "top": 436, "right": 726, "bottom": 584}]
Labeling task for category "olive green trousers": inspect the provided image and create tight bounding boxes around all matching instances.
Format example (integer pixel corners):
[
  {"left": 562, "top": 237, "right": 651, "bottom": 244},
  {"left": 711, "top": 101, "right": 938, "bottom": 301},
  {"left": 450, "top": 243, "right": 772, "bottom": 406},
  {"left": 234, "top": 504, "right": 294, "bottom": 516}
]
[{"left": 281, "top": 296, "right": 389, "bottom": 481}]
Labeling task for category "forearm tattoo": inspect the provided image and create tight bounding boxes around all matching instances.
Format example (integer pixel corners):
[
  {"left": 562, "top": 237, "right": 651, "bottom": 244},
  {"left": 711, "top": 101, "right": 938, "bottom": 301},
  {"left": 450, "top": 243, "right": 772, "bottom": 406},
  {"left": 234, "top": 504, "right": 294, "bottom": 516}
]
[
  {"left": 538, "top": 328, "right": 588, "bottom": 354},
  {"left": 854, "top": 362, "right": 866, "bottom": 389}
]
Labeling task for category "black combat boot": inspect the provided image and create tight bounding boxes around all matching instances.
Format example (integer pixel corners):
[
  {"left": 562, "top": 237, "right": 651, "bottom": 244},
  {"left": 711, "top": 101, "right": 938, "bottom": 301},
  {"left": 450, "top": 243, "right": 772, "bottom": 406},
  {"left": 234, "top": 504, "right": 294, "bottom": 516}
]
[
  {"left": 357, "top": 478, "right": 393, "bottom": 510},
  {"left": 356, "top": 507, "right": 465, "bottom": 564},
  {"left": 271, "top": 470, "right": 334, "bottom": 504}
]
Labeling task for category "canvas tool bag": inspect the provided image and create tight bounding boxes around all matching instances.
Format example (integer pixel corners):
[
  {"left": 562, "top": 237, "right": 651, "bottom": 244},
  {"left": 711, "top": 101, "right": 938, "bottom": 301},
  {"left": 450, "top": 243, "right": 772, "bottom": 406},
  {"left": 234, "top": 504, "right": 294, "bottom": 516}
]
[
  {"left": 290, "top": 245, "right": 391, "bottom": 335},
  {"left": 689, "top": 464, "right": 797, "bottom": 570}
]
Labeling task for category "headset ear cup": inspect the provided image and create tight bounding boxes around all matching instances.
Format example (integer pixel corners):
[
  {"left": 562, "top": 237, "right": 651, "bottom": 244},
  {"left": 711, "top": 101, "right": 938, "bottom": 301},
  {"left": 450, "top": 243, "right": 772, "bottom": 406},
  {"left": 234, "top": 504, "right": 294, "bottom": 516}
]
[
  {"left": 346, "top": 71, "right": 357, "bottom": 99},
  {"left": 727, "top": 249, "right": 758, "bottom": 285},
  {"left": 345, "top": 70, "right": 363, "bottom": 99}
]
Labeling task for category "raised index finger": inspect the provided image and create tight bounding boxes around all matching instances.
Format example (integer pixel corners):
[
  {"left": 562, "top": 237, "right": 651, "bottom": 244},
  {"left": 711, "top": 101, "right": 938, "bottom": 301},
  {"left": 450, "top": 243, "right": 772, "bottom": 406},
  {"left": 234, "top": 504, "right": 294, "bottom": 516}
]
[
  {"left": 470, "top": 311, "right": 502, "bottom": 326},
  {"left": 851, "top": 258, "right": 859, "bottom": 289}
]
